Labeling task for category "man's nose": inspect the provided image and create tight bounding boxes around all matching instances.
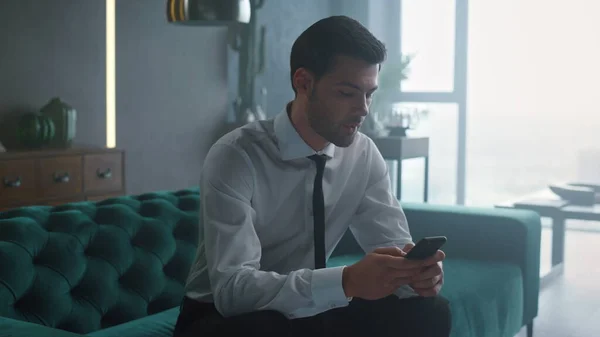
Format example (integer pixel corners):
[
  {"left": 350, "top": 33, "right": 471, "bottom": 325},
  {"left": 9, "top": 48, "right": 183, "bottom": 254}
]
[{"left": 356, "top": 96, "right": 369, "bottom": 116}]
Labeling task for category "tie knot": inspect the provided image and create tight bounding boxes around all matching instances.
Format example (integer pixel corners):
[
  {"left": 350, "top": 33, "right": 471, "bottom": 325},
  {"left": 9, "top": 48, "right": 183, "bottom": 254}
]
[
  {"left": 308, "top": 154, "right": 327, "bottom": 172},
  {"left": 308, "top": 154, "right": 326, "bottom": 164}
]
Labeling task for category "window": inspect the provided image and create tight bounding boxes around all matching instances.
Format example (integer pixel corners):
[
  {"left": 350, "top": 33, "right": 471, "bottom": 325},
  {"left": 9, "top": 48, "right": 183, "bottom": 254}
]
[
  {"left": 392, "top": 102, "right": 459, "bottom": 205},
  {"left": 376, "top": 0, "right": 468, "bottom": 204},
  {"left": 400, "top": 0, "right": 456, "bottom": 92},
  {"left": 466, "top": 0, "right": 600, "bottom": 206},
  {"left": 466, "top": 0, "right": 600, "bottom": 277}
]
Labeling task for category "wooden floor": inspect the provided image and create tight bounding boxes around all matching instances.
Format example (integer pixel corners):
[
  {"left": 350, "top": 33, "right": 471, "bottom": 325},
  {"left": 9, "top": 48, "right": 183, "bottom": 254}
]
[{"left": 515, "top": 227, "right": 600, "bottom": 337}]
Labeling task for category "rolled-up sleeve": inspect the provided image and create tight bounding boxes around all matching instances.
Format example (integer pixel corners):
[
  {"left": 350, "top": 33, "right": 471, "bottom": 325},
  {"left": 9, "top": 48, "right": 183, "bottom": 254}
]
[{"left": 201, "top": 143, "right": 350, "bottom": 318}]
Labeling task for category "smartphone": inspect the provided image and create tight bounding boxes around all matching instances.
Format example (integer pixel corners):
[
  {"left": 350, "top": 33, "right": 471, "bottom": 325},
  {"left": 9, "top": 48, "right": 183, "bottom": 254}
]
[{"left": 404, "top": 236, "right": 447, "bottom": 260}]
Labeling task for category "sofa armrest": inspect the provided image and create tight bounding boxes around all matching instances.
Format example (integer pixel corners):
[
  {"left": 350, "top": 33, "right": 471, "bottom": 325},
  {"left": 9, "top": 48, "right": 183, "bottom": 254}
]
[
  {"left": 401, "top": 202, "right": 541, "bottom": 265},
  {"left": 0, "top": 316, "right": 85, "bottom": 337},
  {"left": 400, "top": 201, "right": 541, "bottom": 326}
]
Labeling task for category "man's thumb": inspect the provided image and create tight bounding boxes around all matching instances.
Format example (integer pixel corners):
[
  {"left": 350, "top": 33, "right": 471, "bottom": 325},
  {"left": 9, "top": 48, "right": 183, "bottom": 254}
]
[
  {"left": 373, "top": 246, "right": 406, "bottom": 257},
  {"left": 403, "top": 243, "right": 415, "bottom": 252}
]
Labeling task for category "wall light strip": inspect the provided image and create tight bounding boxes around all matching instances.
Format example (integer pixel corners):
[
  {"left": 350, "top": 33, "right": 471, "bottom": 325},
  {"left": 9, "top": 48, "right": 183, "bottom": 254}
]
[{"left": 106, "top": 0, "right": 116, "bottom": 148}]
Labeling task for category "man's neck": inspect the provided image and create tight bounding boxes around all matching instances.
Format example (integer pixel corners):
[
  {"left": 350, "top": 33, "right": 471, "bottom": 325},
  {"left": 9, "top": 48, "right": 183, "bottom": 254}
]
[{"left": 288, "top": 100, "right": 329, "bottom": 152}]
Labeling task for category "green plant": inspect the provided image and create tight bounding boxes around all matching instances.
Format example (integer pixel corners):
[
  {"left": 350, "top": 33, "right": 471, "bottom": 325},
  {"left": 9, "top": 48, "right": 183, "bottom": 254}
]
[
  {"left": 379, "top": 54, "right": 413, "bottom": 90},
  {"left": 370, "top": 53, "right": 413, "bottom": 117}
]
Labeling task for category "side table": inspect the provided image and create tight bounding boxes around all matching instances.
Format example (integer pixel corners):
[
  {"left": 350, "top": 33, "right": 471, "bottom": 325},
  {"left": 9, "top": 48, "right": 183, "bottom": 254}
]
[
  {"left": 496, "top": 188, "right": 600, "bottom": 288},
  {"left": 372, "top": 137, "right": 429, "bottom": 202}
]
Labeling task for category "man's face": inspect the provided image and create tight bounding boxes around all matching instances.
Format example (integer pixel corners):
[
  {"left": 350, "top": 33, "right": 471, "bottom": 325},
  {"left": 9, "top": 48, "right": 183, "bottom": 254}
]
[{"left": 306, "top": 55, "right": 379, "bottom": 147}]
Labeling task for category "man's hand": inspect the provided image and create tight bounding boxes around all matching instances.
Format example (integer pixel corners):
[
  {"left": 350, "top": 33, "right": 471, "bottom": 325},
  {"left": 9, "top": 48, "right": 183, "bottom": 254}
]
[
  {"left": 403, "top": 243, "right": 445, "bottom": 297},
  {"left": 342, "top": 247, "right": 425, "bottom": 300}
]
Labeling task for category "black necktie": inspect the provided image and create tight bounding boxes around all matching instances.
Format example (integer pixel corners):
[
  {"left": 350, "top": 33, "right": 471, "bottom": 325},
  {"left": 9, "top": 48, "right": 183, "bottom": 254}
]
[{"left": 308, "top": 154, "right": 327, "bottom": 269}]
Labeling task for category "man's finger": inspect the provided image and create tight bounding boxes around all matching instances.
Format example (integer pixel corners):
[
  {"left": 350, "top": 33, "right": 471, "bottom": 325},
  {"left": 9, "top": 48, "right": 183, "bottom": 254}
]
[
  {"left": 403, "top": 243, "right": 415, "bottom": 253},
  {"left": 382, "top": 255, "right": 424, "bottom": 270},
  {"left": 385, "top": 266, "right": 422, "bottom": 279},
  {"left": 373, "top": 246, "right": 406, "bottom": 257},
  {"left": 411, "top": 275, "right": 441, "bottom": 289},
  {"left": 411, "top": 263, "right": 442, "bottom": 282},
  {"left": 422, "top": 250, "right": 446, "bottom": 266},
  {"left": 413, "top": 277, "right": 444, "bottom": 297},
  {"left": 386, "top": 276, "right": 414, "bottom": 288},
  {"left": 413, "top": 287, "right": 438, "bottom": 297}
]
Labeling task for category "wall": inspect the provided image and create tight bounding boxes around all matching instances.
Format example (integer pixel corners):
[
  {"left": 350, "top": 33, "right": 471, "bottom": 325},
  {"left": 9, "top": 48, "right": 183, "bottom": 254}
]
[
  {"left": 0, "top": 0, "right": 339, "bottom": 196},
  {"left": 116, "top": 0, "right": 228, "bottom": 194},
  {"left": 236, "top": 0, "right": 382, "bottom": 118},
  {"left": 118, "top": 0, "right": 336, "bottom": 194},
  {"left": 0, "top": 0, "right": 106, "bottom": 149},
  {"left": 230, "top": 0, "right": 334, "bottom": 119}
]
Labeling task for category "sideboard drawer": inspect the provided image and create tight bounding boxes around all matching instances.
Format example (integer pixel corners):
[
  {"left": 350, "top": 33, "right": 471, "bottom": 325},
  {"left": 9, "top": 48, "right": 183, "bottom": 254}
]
[
  {"left": 0, "top": 159, "right": 37, "bottom": 205},
  {"left": 0, "top": 147, "right": 125, "bottom": 212},
  {"left": 83, "top": 153, "right": 123, "bottom": 193},
  {"left": 38, "top": 155, "right": 83, "bottom": 198}
]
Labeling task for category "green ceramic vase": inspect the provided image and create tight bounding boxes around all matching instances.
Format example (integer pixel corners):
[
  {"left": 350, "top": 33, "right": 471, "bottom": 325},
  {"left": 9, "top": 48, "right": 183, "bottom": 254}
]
[
  {"left": 17, "top": 113, "right": 55, "bottom": 149},
  {"left": 40, "top": 97, "right": 77, "bottom": 148}
]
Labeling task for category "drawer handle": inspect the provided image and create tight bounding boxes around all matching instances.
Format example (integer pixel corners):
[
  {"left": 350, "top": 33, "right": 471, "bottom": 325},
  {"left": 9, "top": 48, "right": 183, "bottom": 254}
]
[
  {"left": 53, "top": 172, "right": 70, "bottom": 184},
  {"left": 96, "top": 168, "right": 112, "bottom": 179},
  {"left": 3, "top": 177, "right": 22, "bottom": 188}
]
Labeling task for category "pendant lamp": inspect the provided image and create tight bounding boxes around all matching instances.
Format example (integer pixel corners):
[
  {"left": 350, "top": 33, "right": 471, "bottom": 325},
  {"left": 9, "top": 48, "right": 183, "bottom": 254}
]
[{"left": 167, "top": 0, "right": 251, "bottom": 25}]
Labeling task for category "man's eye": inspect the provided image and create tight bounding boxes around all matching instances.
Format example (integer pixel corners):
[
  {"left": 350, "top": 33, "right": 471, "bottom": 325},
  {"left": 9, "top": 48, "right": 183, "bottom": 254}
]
[{"left": 339, "top": 91, "right": 354, "bottom": 97}]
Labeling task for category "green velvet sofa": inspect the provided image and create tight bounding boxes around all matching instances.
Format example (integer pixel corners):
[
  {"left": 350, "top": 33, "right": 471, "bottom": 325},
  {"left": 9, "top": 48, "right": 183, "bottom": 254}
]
[{"left": 0, "top": 189, "right": 541, "bottom": 337}]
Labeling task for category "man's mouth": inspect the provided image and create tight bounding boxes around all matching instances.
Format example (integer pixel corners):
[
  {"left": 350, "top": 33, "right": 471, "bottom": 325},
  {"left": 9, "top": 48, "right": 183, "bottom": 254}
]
[{"left": 343, "top": 123, "right": 360, "bottom": 133}]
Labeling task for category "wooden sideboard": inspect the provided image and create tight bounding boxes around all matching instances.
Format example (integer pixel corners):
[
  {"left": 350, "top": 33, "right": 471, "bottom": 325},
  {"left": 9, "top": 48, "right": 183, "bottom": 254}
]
[{"left": 0, "top": 147, "right": 125, "bottom": 211}]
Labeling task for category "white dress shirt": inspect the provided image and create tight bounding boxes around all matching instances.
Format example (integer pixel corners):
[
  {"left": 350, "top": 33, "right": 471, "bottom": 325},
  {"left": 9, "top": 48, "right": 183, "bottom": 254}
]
[{"left": 184, "top": 105, "right": 416, "bottom": 319}]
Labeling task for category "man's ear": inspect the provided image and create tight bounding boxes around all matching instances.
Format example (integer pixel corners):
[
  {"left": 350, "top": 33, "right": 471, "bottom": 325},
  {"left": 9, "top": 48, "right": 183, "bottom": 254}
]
[{"left": 292, "top": 68, "right": 315, "bottom": 96}]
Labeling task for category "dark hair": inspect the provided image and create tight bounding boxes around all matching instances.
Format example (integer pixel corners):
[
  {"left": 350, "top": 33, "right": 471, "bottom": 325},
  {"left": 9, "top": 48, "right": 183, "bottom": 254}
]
[{"left": 290, "top": 15, "right": 387, "bottom": 93}]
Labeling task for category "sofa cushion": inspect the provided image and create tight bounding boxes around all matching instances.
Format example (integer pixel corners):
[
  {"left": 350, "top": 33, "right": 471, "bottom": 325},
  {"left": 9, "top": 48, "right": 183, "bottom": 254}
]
[
  {"left": 0, "top": 316, "right": 86, "bottom": 337},
  {"left": 327, "top": 256, "right": 524, "bottom": 337},
  {"left": 0, "top": 190, "right": 200, "bottom": 335},
  {"left": 87, "top": 307, "right": 179, "bottom": 337}
]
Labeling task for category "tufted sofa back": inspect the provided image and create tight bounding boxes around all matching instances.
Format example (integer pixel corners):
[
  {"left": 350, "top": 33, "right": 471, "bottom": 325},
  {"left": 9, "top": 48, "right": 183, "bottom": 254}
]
[{"left": 0, "top": 189, "right": 200, "bottom": 334}]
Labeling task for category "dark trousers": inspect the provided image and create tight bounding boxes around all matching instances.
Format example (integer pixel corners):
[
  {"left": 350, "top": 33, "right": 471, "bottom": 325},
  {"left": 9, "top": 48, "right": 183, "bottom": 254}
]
[{"left": 173, "top": 295, "right": 452, "bottom": 337}]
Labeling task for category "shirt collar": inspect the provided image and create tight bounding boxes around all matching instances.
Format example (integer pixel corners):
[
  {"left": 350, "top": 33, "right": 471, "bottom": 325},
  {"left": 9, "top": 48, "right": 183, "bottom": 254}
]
[{"left": 274, "top": 102, "right": 336, "bottom": 161}]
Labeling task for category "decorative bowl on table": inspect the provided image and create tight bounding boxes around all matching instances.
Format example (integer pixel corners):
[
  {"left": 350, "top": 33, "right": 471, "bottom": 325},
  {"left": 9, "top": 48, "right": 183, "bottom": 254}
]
[{"left": 549, "top": 183, "right": 599, "bottom": 205}]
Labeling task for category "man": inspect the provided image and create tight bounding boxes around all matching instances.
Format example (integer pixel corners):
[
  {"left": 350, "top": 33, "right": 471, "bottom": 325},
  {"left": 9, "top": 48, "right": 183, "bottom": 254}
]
[{"left": 173, "top": 15, "right": 451, "bottom": 337}]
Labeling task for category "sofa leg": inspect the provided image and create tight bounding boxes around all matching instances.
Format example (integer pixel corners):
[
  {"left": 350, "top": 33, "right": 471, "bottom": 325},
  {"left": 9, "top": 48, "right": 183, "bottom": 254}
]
[{"left": 527, "top": 322, "right": 533, "bottom": 337}]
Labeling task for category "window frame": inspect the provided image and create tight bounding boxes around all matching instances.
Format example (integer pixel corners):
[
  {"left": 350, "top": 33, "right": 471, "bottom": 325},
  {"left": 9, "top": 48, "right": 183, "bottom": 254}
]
[{"left": 369, "top": 0, "right": 470, "bottom": 205}]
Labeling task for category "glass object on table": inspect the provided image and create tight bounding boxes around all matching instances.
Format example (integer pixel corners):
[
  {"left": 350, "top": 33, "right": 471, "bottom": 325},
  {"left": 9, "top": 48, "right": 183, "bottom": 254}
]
[{"left": 386, "top": 102, "right": 458, "bottom": 205}]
